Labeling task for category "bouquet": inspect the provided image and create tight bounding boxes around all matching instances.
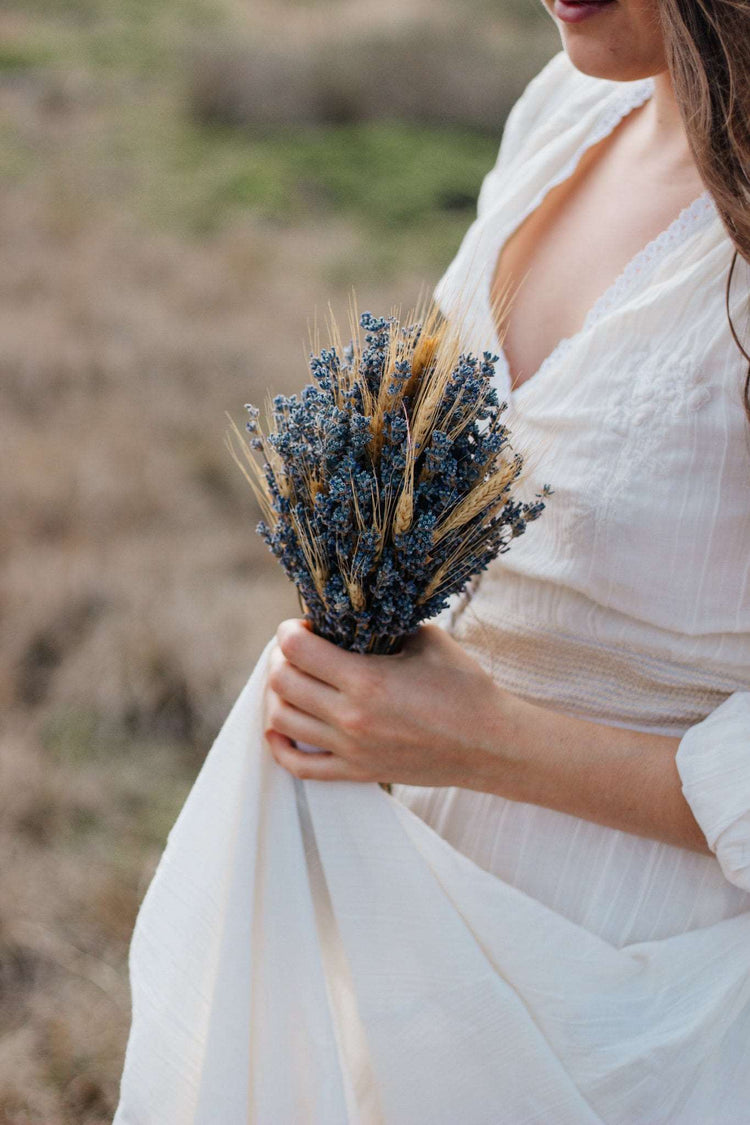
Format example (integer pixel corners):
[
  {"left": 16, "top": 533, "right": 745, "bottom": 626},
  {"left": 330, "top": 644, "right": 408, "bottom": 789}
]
[{"left": 225, "top": 298, "right": 550, "bottom": 787}]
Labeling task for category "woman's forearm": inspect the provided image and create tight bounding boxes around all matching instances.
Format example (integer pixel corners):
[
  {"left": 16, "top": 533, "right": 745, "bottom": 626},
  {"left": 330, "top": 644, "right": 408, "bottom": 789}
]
[
  {"left": 268, "top": 619, "right": 714, "bottom": 856},
  {"left": 475, "top": 691, "right": 712, "bottom": 855}
]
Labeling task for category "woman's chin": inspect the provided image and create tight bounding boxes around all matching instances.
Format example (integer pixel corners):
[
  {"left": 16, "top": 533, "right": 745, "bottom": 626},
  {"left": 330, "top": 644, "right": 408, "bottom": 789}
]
[
  {"left": 542, "top": 0, "right": 667, "bottom": 83},
  {"left": 559, "top": 35, "right": 666, "bottom": 83}
]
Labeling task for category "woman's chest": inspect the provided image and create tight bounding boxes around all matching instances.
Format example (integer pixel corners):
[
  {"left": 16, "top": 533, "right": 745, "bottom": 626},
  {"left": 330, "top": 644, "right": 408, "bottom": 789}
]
[{"left": 489, "top": 128, "right": 708, "bottom": 391}]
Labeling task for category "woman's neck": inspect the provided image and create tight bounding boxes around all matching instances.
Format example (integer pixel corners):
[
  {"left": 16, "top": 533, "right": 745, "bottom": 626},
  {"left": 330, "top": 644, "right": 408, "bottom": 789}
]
[{"left": 642, "top": 68, "right": 700, "bottom": 178}]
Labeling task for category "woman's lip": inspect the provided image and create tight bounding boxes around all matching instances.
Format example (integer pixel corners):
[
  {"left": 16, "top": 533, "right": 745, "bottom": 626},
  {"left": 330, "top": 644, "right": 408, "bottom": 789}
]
[{"left": 553, "top": 0, "right": 617, "bottom": 24}]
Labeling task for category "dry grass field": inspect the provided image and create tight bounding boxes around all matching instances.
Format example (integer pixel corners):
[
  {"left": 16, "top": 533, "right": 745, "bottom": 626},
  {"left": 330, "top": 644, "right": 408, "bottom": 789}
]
[{"left": 0, "top": 2, "right": 557, "bottom": 1119}]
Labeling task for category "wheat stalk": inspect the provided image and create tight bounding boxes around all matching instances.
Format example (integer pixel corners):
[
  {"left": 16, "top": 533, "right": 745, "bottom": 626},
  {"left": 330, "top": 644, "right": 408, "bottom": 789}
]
[{"left": 432, "top": 453, "right": 522, "bottom": 543}]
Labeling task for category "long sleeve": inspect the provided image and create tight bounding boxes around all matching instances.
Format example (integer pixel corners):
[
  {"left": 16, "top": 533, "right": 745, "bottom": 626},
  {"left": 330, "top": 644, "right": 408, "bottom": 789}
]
[{"left": 676, "top": 692, "right": 750, "bottom": 893}]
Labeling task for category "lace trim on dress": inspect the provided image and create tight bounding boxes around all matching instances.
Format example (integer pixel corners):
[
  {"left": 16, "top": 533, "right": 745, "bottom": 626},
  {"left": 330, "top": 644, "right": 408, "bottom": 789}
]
[{"left": 483, "top": 77, "right": 718, "bottom": 398}]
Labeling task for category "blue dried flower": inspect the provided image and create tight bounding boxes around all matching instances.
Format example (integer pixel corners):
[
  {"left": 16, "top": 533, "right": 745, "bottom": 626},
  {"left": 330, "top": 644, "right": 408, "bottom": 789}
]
[{"left": 226, "top": 302, "right": 550, "bottom": 654}]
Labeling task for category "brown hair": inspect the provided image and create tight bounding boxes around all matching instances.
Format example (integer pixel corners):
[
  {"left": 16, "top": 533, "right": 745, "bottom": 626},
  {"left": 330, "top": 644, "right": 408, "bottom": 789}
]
[{"left": 658, "top": 0, "right": 750, "bottom": 421}]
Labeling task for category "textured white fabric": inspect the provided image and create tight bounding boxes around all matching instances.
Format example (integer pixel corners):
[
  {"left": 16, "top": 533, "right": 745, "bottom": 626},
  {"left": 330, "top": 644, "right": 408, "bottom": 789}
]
[
  {"left": 114, "top": 51, "right": 750, "bottom": 1123},
  {"left": 676, "top": 693, "right": 750, "bottom": 893}
]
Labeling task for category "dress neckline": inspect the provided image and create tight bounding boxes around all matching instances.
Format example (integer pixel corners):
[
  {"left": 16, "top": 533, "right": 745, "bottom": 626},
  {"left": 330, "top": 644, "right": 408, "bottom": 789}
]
[{"left": 483, "top": 75, "right": 718, "bottom": 401}]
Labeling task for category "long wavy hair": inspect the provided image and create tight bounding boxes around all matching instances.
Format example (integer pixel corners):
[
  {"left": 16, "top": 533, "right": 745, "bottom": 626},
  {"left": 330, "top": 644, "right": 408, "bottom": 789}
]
[{"left": 659, "top": 0, "right": 750, "bottom": 422}]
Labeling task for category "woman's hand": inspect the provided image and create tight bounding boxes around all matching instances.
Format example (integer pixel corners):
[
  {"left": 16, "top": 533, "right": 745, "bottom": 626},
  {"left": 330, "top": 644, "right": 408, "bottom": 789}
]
[
  {"left": 263, "top": 617, "right": 518, "bottom": 790},
  {"left": 262, "top": 617, "right": 713, "bottom": 852}
]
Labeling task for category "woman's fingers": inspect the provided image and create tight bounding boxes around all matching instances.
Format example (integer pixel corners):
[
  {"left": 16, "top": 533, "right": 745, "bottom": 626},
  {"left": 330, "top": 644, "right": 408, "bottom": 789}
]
[
  {"left": 264, "top": 692, "right": 345, "bottom": 756},
  {"left": 265, "top": 730, "right": 373, "bottom": 782},
  {"left": 267, "top": 643, "right": 340, "bottom": 724},
  {"left": 275, "top": 618, "right": 371, "bottom": 690}
]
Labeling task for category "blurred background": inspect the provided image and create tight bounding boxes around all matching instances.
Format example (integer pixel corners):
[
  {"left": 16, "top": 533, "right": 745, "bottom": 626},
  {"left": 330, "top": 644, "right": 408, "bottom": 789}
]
[{"left": 0, "top": 1, "right": 558, "bottom": 1120}]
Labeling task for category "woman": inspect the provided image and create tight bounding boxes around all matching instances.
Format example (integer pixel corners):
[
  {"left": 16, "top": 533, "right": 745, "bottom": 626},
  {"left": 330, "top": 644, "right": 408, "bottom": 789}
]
[
  {"left": 264, "top": 0, "right": 750, "bottom": 1105},
  {"left": 115, "top": 2, "right": 750, "bottom": 1121},
  {"left": 267, "top": 5, "right": 749, "bottom": 926}
]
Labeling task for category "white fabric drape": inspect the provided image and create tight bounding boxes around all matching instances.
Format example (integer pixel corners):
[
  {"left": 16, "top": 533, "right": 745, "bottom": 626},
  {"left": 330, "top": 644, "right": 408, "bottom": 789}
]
[
  {"left": 676, "top": 693, "right": 750, "bottom": 894},
  {"left": 112, "top": 641, "right": 750, "bottom": 1125},
  {"left": 114, "top": 51, "right": 750, "bottom": 1123}
]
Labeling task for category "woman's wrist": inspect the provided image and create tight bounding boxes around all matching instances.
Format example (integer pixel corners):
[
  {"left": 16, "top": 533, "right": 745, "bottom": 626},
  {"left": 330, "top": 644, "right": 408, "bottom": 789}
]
[{"left": 469, "top": 686, "right": 538, "bottom": 802}]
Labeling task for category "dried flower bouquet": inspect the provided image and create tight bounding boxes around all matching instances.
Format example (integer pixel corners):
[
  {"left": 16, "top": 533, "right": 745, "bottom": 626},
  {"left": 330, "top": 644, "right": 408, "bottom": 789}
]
[{"left": 227, "top": 297, "right": 549, "bottom": 671}]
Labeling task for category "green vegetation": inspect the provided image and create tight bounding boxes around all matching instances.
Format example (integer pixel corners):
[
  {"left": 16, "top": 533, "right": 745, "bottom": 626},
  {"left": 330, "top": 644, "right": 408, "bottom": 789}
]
[
  {"left": 0, "top": 42, "right": 53, "bottom": 70},
  {"left": 211, "top": 123, "right": 498, "bottom": 225},
  {"left": 161, "top": 118, "right": 498, "bottom": 255},
  {"left": 0, "top": 0, "right": 512, "bottom": 272}
]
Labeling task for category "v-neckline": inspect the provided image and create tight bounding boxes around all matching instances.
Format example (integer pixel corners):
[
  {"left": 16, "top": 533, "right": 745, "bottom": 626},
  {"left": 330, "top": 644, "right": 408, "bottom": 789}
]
[{"left": 483, "top": 76, "right": 717, "bottom": 402}]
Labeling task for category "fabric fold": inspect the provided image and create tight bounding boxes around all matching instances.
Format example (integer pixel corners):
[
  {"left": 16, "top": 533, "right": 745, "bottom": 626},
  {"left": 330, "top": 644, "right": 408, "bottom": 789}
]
[
  {"left": 676, "top": 691, "right": 750, "bottom": 894},
  {"left": 114, "top": 642, "right": 355, "bottom": 1125}
]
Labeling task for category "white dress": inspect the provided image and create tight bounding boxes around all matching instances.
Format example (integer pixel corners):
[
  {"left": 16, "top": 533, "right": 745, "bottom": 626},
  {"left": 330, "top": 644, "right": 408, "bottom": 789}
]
[
  {"left": 392, "top": 49, "right": 750, "bottom": 946},
  {"left": 114, "top": 51, "right": 750, "bottom": 1125}
]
